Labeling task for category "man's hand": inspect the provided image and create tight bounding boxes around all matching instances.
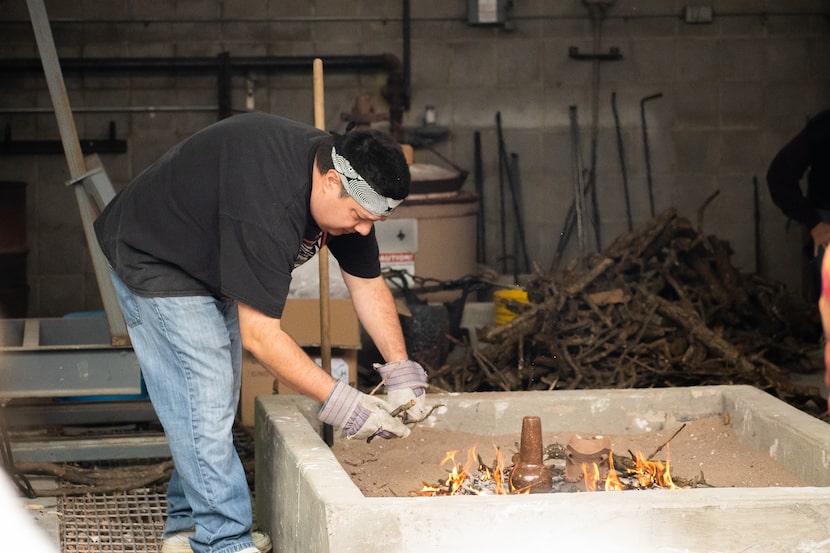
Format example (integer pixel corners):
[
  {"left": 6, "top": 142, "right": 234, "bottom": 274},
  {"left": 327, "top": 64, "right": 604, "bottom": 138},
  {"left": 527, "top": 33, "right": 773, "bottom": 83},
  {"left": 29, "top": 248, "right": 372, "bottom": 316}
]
[
  {"left": 375, "top": 360, "right": 429, "bottom": 422},
  {"left": 318, "top": 380, "right": 410, "bottom": 440}
]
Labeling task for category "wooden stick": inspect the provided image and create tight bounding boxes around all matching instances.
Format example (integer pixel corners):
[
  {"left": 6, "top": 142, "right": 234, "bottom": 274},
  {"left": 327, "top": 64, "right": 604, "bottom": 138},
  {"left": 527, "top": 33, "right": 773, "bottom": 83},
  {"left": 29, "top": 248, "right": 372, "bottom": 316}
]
[
  {"left": 313, "top": 58, "right": 334, "bottom": 446},
  {"left": 648, "top": 423, "right": 687, "bottom": 460}
]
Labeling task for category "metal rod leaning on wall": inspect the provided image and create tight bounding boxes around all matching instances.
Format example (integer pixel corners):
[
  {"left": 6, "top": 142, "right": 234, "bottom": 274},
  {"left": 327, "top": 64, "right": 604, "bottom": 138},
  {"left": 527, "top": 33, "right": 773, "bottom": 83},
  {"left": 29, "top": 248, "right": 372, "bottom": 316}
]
[
  {"left": 509, "top": 152, "right": 530, "bottom": 278},
  {"left": 753, "top": 175, "right": 761, "bottom": 275},
  {"left": 495, "top": 113, "right": 530, "bottom": 277},
  {"left": 611, "top": 91, "right": 633, "bottom": 231},
  {"left": 585, "top": 1, "right": 606, "bottom": 252},
  {"left": 640, "top": 92, "right": 663, "bottom": 217},
  {"left": 474, "top": 130, "right": 486, "bottom": 265},
  {"left": 550, "top": 105, "right": 589, "bottom": 273},
  {"left": 495, "top": 112, "right": 508, "bottom": 274},
  {"left": 569, "top": 105, "right": 588, "bottom": 258},
  {"left": 313, "top": 58, "right": 334, "bottom": 447}
]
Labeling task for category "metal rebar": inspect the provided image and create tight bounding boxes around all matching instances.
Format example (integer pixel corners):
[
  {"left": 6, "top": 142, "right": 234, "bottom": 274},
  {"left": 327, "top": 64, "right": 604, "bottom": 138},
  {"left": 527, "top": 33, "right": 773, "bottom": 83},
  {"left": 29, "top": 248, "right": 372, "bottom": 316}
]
[
  {"left": 569, "top": 105, "right": 587, "bottom": 256},
  {"left": 611, "top": 91, "right": 632, "bottom": 231},
  {"left": 640, "top": 92, "right": 663, "bottom": 217}
]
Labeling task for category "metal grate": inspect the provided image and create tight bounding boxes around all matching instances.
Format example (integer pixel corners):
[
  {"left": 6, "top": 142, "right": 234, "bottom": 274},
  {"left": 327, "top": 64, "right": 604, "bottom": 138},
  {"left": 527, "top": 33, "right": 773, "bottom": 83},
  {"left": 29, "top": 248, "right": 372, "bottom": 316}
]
[
  {"left": 59, "top": 489, "right": 166, "bottom": 552},
  {"left": 49, "top": 425, "right": 257, "bottom": 551}
]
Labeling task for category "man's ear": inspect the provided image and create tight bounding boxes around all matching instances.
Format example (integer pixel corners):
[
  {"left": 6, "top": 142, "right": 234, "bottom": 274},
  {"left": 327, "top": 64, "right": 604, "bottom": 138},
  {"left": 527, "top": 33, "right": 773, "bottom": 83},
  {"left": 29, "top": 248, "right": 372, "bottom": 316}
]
[{"left": 323, "top": 169, "right": 343, "bottom": 194}]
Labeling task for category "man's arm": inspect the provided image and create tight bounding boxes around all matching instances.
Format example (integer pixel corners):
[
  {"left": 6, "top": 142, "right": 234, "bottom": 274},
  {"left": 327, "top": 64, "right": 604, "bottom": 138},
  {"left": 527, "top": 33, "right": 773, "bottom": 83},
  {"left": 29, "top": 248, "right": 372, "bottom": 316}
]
[
  {"left": 238, "top": 300, "right": 411, "bottom": 439},
  {"left": 341, "top": 270, "right": 430, "bottom": 422},
  {"left": 341, "top": 271, "right": 408, "bottom": 363},
  {"left": 766, "top": 127, "right": 821, "bottom": 231},
  {"left": 238, "top": 302, "right": 335, "bottom": 403}
]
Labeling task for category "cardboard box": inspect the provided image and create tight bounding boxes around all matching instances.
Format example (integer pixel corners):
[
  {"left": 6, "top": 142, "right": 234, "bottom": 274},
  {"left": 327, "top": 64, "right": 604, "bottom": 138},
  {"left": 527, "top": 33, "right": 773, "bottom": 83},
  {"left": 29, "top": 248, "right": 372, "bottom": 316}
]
[{"left": 280, "top": 298, "right": 360, "bottom": 348}]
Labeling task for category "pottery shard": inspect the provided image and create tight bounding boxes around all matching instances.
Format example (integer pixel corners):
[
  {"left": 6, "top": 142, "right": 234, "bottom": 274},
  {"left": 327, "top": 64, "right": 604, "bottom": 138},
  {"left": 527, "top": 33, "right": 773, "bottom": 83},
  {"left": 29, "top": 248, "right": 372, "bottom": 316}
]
[{"left": 564, "top": 435, "right": 612, "bottom": 482}]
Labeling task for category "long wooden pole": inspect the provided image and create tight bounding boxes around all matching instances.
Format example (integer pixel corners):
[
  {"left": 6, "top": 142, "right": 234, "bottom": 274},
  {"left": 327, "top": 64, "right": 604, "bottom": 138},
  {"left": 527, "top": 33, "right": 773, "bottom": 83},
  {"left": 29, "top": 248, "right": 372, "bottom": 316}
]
[{"left": 313, "top": 58, "right": 334, "bottom": 446}]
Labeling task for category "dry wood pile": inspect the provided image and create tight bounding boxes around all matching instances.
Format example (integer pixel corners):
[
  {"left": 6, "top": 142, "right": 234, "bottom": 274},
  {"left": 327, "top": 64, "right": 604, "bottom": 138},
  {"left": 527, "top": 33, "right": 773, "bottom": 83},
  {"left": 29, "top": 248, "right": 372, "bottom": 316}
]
[{"left": 431, "top": 208, "right": 825, "bottom": 416}]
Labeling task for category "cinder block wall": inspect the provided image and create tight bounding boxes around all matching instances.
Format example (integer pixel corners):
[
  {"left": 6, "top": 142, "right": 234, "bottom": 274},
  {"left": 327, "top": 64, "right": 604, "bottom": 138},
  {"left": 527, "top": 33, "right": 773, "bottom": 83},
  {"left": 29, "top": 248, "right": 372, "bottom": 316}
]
[{"left": 0, "top": 0, "right": 827, "bottom": 317}]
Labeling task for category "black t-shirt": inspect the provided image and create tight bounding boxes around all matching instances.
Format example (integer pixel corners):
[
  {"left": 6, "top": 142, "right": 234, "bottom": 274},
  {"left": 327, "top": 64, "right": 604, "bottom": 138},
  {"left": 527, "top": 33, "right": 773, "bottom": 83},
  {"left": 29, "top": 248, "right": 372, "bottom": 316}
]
[
  {"left": 767, "top": 110, "right": 830, "bottom": 229},
  {"left": 94, "top": 112, "right": 381, "bottom": 319}
]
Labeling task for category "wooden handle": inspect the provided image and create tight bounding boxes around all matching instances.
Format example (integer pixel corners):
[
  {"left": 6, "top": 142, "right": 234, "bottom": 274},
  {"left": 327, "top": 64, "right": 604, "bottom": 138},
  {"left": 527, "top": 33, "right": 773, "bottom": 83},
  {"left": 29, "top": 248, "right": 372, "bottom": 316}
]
[
  {"left": 312, "top": 58, "right": 332, "bottom": 378},
  {"left": 313, "top": 58, "right": 325, "bottom": 131},
  {"left": 313, "top": 57, "right": 334, "bottom": 447}
]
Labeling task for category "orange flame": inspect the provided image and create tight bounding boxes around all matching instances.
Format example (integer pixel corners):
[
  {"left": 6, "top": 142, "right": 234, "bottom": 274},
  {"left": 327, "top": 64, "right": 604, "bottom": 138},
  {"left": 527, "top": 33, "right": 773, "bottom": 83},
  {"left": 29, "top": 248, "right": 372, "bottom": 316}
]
[
  {"left": 493, "top": 443, "right": 506, "bottom": 495},
  {"left": 581, "top": 462, "right": 601, "bottom": 492},
  {"left": 604, "top": 451, "right": 624, "bottom": 491},
  {"left": 416, "top": 443, "right": 513, "bottom": 496},
  {"left": 419, "top": 442, "right": 680, "bottom": 496},
  {"left": 626, "top": 449, "right": 679, "bottom": 490}
]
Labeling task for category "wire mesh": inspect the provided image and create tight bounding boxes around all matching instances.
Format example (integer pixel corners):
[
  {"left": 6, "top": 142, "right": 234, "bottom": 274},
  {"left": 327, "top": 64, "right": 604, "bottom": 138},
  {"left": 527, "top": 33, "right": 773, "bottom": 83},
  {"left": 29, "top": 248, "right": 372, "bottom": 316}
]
[{"left": 59, "top": 489, "right": 166, "bottom": 552}]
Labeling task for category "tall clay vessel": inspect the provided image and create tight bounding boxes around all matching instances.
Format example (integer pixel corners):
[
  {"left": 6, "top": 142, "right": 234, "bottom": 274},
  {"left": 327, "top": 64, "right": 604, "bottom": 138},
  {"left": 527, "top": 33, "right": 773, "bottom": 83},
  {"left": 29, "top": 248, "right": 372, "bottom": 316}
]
[{"left": 509, "top": 416, "right": 552, "bottom": 493}]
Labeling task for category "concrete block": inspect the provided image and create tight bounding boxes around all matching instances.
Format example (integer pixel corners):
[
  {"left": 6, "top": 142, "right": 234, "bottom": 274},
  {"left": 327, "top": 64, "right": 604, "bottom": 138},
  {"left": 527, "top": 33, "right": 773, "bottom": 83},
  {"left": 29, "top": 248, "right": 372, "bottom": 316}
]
[
  {"left": 764, "top": 38, "right": 810, "bottom": 81},
  {"left": 675, "top": 82, "right": 720, "bottom": 129},
  {"left": 720, "top": 82, "right": 764, "bottom": 127},
  {"left": 675, "top": 39, "right": 720, "bottom": 82},
  {"left": 222, "top": 0, "right": 267, "bottom": 18},
  {"left": 673, "top": 129, "right": 720, "bottom": 173},
  {"left": 719, "top": 129, "right": 766, "bottom": 174},
  {"left": 496, "top": 39, "right": 542, "bottom": 87},
  {"left": 763, "top": 84, "right": 813, "bottom": 129},
  {"left": 720, "top": 38, "right": 765, "bottom": 81},
  {"left": 449, "top": 42, "right": 497, "bottom": 88},
  {"left": 256, "top": 386, "right": 830, "bottom": 553}
]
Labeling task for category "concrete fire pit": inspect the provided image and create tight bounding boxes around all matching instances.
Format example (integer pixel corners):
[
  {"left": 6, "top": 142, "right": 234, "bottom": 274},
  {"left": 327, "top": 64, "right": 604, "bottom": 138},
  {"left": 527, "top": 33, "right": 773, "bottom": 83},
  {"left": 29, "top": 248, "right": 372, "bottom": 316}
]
[{"left": 255, "top": 385, "right": 830, "bottom": 553}]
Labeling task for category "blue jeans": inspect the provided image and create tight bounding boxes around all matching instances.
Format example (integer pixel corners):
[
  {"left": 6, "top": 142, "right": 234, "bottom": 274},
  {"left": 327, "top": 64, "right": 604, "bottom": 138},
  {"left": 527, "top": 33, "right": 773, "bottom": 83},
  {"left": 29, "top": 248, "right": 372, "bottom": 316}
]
[{"left": 109, "top": 268, "right": 256, "bottom": 553}]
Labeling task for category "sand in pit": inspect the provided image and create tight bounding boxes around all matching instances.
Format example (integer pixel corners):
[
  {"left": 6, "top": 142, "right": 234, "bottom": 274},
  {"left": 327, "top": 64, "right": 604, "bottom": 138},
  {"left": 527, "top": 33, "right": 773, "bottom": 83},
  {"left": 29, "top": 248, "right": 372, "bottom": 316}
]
[{"left": 331, "top": 415, "right": 807, "bottom": 497}]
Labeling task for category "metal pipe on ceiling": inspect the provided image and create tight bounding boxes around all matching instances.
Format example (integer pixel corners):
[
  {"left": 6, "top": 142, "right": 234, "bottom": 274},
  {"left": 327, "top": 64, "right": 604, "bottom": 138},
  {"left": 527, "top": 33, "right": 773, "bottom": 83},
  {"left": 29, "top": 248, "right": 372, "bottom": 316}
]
[{"left": 0, "top": 54, "right": 401, "bottom": 74}]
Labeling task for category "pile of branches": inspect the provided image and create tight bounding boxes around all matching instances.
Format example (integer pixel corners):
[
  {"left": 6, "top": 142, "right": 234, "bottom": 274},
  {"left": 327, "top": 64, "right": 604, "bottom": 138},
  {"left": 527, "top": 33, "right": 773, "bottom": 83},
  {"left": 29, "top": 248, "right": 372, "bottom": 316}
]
[{"left": 431, "top": 208, "right": 826, "bottom": 416}]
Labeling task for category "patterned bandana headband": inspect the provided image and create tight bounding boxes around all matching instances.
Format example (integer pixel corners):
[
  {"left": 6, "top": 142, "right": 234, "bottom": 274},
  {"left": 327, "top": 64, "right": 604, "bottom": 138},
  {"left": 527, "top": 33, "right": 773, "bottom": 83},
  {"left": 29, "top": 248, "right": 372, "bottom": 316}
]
[{"left": 331, "top": 146, "right": 403, "bottom": 217}]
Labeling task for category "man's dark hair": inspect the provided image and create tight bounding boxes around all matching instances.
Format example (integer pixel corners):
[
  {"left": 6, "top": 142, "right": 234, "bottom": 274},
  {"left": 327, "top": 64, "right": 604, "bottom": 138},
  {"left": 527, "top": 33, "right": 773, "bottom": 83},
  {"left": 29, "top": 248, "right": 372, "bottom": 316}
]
[{"left": 316, "top": 129, "right": 410, "bottom": 200}]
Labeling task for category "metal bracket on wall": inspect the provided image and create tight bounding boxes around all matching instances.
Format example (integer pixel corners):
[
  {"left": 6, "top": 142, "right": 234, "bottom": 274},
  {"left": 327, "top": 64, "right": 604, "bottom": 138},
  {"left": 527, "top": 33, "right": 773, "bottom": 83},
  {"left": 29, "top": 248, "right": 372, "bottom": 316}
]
[
  {"left": 568, "top": 46, "right": 622, "bottom": 61},
  {"left": 1, "top": 121, "right": 127, "bottom": 155}
]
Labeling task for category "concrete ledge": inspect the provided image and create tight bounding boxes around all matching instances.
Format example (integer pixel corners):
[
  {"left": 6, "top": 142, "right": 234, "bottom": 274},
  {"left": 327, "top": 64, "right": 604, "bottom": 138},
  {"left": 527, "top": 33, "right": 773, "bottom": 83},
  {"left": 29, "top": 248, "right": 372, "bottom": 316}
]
[{"left": 255, "top": 386, "right": 830, "bottom": 553}]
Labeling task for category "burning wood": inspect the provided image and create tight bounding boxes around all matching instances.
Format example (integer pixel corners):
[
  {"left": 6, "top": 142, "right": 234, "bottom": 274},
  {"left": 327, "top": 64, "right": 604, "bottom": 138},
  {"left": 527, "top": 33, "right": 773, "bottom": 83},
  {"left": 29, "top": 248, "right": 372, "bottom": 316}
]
[
  {"left": 413, "top": 441, "right": 685, "bottom": 496},
  {"left": 430, "top": 208, "right": 825, "bottom": 417},
  {"left": 414, "top": 417, "right": 690, "bottom": 496}
]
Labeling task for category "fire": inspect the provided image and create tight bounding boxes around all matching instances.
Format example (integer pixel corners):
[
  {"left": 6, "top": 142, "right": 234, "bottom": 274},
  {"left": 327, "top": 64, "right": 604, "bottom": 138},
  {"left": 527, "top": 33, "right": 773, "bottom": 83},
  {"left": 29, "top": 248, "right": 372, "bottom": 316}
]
[
  {"left": 417, "top": 441, "right": 682, "bottom": 496},
  {"left": 579, "top": 448, "right": 679, "bottom": 491},
  {"left": 628, "top": 450, "right": 679, "bottom": 490},
  {"left": 416, "top": 442, "right": 512, "bottom": 496},
  {"left": 604, "top": 451, "right": 624, "bottom": 491},
  {"left": 581, "top": 462, "right": 600, "bottom": 491}
]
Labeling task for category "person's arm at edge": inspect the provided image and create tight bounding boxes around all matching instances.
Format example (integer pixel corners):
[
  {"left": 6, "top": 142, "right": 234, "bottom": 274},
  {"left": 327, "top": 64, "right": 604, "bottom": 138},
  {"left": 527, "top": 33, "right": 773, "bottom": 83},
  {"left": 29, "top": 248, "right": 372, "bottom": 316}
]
[
  {"left": 341, "top": 270, "right": 408, "bottom": 364},
  {"left": 766, "top": 128, "right": 822, "bottom": 231},
  {"left": 238, "top": 302, "right": 335, "bottom": 404}
]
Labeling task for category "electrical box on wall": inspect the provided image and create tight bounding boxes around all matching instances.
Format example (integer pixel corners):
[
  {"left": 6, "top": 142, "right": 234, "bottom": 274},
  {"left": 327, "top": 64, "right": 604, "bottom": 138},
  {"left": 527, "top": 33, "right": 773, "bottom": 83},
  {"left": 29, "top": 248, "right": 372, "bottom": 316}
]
[{"left": 467, "top": 0, "right": 509, "bottom": 25}]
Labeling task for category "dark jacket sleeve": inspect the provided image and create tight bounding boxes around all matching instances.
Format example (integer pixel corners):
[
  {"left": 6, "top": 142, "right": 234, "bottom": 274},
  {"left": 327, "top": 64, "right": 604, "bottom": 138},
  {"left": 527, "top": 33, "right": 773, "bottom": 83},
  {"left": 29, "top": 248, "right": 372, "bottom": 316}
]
[{"left": 766, "top": 127, "right": 821, "bottom": 230}]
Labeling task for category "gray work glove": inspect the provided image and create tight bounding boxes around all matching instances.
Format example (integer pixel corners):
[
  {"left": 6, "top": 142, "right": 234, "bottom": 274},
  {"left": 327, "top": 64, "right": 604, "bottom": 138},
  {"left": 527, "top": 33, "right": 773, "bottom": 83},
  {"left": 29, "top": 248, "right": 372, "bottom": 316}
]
[
  {"left": 318, "top": 380, "right": 410, "bottom": 440},
  {"left": 374, "top": 360, "right": 429, "bottom": 423}
]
